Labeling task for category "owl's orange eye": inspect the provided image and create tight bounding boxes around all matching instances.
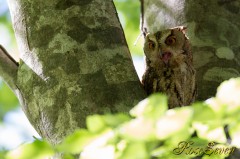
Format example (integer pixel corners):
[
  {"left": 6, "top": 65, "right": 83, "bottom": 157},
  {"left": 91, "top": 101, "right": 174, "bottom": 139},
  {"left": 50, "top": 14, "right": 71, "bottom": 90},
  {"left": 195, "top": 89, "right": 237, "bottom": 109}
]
[
  {"left": 165, "top": 36, "right": 176, "bottom": 45},
  {"left": 148, "top": 42, "right": 155, "bottom": 49}
]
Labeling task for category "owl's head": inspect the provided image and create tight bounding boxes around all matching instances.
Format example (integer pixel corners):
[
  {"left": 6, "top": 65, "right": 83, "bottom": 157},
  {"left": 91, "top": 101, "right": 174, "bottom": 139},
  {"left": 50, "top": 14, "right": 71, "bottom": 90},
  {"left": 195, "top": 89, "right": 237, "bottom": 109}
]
[{"left": 144, "top": 26, "right": 190, "bottom": 66}]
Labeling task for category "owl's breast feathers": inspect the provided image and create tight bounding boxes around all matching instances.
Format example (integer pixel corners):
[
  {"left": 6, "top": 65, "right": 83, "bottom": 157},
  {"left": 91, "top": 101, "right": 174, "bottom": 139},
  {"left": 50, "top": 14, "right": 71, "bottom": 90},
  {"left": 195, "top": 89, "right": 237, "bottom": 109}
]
[{"left": 142, "top": 60, "right": 196, "bottom": 109}]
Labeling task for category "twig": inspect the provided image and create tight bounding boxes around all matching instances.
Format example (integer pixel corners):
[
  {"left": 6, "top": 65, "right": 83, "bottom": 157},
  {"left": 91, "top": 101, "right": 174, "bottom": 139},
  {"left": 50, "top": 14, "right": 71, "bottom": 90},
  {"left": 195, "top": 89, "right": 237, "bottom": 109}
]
[
  {"left": 0, "top": 45, "right": 18, "bottom": 90},
  {"left": 140, "top": 0, "right": 144, "bottom": 34}
]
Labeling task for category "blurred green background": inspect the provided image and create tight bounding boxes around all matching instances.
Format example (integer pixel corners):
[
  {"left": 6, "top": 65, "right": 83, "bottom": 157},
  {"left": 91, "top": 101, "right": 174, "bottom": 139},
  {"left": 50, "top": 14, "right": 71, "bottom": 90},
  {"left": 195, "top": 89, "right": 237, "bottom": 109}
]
[
  {"left": 114, "top": 0, "right": 144, "bottom": 56},
  {"left": 0, "top": 0, "right": 144, "bottom": 150}
]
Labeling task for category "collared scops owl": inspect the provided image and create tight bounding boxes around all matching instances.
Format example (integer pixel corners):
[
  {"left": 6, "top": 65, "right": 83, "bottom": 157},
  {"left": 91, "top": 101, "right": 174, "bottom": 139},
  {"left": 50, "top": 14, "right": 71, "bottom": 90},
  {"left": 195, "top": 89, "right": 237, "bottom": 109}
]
[{"left": 142, "top": 26, "right": 197, "bottom": 109}]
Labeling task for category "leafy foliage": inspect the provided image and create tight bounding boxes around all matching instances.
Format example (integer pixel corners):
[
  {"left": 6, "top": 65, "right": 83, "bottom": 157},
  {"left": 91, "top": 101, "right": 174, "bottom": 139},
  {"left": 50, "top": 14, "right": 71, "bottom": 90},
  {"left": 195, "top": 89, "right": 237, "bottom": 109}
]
[
  {"left": 3, "top": 78, "right": 240, "bottom": 159},
  {"left": 0, "top": 81, "right": 19, "bottom": 121},
  {"left": 5, "top": 140, "right": 54, "bottom": 159}
]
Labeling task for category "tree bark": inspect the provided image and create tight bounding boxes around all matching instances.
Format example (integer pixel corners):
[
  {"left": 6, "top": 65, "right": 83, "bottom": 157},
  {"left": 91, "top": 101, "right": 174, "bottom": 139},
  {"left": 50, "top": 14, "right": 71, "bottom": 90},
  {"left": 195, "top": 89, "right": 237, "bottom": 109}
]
[
  {"left": 141, "top": 0, "right": 240, "bottom": 100},
  {"left": 6, "top": 0, "right": 146, "bottom": 145},
  {"left": 0, "top": 45, "right": 18, "bottom": 90}
]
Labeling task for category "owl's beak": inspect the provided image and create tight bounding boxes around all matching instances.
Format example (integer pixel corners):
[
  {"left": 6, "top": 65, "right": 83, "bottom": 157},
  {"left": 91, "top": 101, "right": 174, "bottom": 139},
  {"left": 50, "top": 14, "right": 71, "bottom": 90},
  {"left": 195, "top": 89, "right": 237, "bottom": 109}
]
[{"left": 160, "top": 52, "right": 172, "bottom": 64}]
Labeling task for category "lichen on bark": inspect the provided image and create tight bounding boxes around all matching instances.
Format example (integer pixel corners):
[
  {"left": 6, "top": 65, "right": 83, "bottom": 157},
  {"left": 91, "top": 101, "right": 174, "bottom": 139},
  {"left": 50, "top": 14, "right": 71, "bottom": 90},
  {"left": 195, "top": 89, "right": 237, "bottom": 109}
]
[{"left": 7, "top": 0, "right": 146, "bottom": 145}]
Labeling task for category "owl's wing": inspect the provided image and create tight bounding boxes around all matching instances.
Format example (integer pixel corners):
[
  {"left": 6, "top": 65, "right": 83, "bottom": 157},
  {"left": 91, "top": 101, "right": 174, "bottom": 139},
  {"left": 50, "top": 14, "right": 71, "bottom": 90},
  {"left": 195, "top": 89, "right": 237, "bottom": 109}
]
[
  {"left": 142, "top": 68, "right": 156, "bottom": 95},
  {"left": 185, "top": 60, "right": 197, "bottom": 104}
]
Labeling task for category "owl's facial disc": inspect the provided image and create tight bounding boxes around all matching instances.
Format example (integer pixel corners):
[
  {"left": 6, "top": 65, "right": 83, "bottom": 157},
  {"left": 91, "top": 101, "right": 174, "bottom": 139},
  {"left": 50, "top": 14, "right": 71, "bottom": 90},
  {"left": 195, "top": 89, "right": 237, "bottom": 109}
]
[{"left": 161, "top": 52, "right": 172, "bottom": 64}]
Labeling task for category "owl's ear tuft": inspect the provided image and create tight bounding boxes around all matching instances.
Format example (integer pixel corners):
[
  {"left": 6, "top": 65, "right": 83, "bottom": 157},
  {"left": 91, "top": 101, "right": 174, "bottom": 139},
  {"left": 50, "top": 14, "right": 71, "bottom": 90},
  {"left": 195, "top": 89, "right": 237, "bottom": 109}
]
[
  {"left": 171, "top": 26, "right": 187, "bottom": 34},
  {"left": 179, "top": 26, "right": 187, "bottom": 34},
  {"left": 145, "top": 33, "right": 151, "bottom": 40}
]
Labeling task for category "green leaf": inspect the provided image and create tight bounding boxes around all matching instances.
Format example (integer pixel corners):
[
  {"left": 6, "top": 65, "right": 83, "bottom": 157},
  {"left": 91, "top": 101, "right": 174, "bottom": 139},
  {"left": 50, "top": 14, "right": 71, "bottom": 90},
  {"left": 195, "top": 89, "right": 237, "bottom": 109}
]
[
  {"left": 192, "top": 102, "right": 217, "bottom": 123},
  {"left": 130, "top": 93, "right": 167, "bottom": 119},
  {"left": 192, "top": 102, "right": 223, "bottom": 130},
  {"left": 87, "top": 115, "right": 106, "bottom": 133},
  {"left": 79, "top": 130, "right": 116, "bottom": 159},
  {"left": 152, "top": 144, "right": 192, "bottom": 159},
  {"left": 164, "top": 128, "right": 193, "bottom": 147},
  {"left": 193, "top": 123, "right": 227, "bottom": 143},
  {"left": 102, "top": 114, "right": 131, "bottom": 128},
  {"left": 80, "top": 145, "right": 115, "bottom": 159},
  {"left": 62, "top": 154, "right": 75, "bottom": 159},
  {"left": 202, "top": 155, "right": 225, "bottom": 159},
  {"left": 156, "top": 107, "right": 193, "bottom": 140},
  {"left": 229, "top": 122, "right": 240, "bottom": 148},
  {"left": 119, "top": 117, "right": 156, "bottom": 141},
  {"left": 188, "top": 137, "right": 209, "bottom": 147},
  {"left": 202, "top": 143, "right": 233, "bottom": 159},
  {"left": 57, "top": 130, "right": 97, "bottom": 154},
  {"left": 216, "top": 78, "right": 240, "bottom": 113},
  {"left": 205, "top": 98, "right": 227, "bottom": 117},
  {"left": 87, "top": 114, "right": 130, "bottom": 133},
  {"left": 0, "top": 81, "right": 19, "bottom": 119},
  {"left": 6, "top": 140, "right": 54, "bottom": 159},
  {"left": 119, "top": 142, "right": 149, "bottom": 159},
  {"left": 171, "top": 138, "right": 208, "bottom": 158}
]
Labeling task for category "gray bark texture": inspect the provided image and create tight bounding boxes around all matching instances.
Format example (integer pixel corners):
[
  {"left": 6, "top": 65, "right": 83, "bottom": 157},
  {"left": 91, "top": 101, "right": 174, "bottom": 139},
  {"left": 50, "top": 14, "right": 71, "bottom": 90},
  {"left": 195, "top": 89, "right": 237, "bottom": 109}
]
[
  {"left": 142, "top": 0, "right": 240, "bottom": 100},
  {"left": 6, "top": 0, "right": 146, "bottom": 145}
]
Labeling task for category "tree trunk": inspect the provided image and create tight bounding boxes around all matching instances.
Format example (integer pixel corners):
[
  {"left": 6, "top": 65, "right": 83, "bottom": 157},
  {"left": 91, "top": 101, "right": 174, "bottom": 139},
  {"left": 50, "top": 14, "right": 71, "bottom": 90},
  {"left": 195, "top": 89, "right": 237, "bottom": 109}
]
[
  {"left": 4, "top": 0, "right": 146, "bottom": 146},
  {"left": 141, "top": 0, "right": 240, "bottom": 100}
]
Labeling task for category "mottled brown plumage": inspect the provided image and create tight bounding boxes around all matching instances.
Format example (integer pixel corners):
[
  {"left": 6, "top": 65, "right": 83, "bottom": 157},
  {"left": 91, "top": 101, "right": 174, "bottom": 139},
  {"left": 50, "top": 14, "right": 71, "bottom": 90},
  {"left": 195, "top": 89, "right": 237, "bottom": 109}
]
[{"left": 142, "top": 26, "right": 196, "bottom": 109}]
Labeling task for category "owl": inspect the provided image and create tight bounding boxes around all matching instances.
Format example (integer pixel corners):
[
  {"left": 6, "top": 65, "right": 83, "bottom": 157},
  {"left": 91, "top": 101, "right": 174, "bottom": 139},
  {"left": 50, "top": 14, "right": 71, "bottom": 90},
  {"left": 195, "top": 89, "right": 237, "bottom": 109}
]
[{"left": 142, "top": 26, "right": 196, "bottom": 109}]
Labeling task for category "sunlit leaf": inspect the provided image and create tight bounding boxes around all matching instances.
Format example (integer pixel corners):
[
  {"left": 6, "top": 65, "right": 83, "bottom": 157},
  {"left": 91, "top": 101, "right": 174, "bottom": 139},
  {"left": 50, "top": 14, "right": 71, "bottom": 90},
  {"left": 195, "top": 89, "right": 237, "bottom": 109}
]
[
  {"left": 202, "top": 155, "right": 225, "bottom": 159},
  {"left": 80, "top": 130, "right": 116, "bottom": 159},
  {"left": 229, "top": 122, "right": 240, "bottom": 148},
  {"left": 192, "top": 102, "right": 223, "bottom": 130},
  {"left": 193, "top": 123, "right": 226, "bottom": 143},
  {"left": 119, "top": 117, "right": 156, "bottom": 141},
  {"left": 170, "top": 138, "right": 208, "bottom": 158},
  {"left": 80, "top": 145, "right": 115, "bottom": 159},
  {"left": 152, "top": 144, "right": 191, "bottom": 159},
  {"left": 86, "top": 115, "right": 106, "bottom": 133},
  {"left": 101, "top": 114, "right": 130, "bottom": 128},
  {"left": 156, "top": 107, "right": 193, "bottom": 140},
  {"left": 202, "top": 143, "right": 233, "bottom": 159},
  {"left": 164, "top": 128, "right": 193, "bottom": 147},
  {"left": 188, "top": 137, "right": 209, "bottom": 147},
  {"left": 216, "top": 78, "right": 240, "bottom": 113},
  {"left": 205, "top": 98, "right": 227, "bottom": 116},
  {"left": 62, "top": 154, "right": 75, "bottom": 159},
  {"left": 130, "top": 93, "right": 167, "bottom": 119},
  {"left": 192, "top": 102, "right": 217, "bottom": 122},
  {"left": 57, "top": 130, "right": 97, "bottom": 154},
  {"left": 118, "top": 142, "right": 149, "bottom": 159},
  {"left": 6, "top": 140, "right": 54, "bottom": 159},
  {"left": 87, "top": 114, "right": 130, "bottom": 133}
]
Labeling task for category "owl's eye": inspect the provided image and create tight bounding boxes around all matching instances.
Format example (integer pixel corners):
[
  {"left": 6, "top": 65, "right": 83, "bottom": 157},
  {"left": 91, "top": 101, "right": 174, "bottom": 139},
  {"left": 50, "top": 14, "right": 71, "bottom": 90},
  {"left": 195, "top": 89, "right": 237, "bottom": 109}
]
[
  {"left": 165, "top": 36, "right": 176, "bottom": 45},
  {"left": 148, "top": 42, "right": 155, "bottom": 49}
]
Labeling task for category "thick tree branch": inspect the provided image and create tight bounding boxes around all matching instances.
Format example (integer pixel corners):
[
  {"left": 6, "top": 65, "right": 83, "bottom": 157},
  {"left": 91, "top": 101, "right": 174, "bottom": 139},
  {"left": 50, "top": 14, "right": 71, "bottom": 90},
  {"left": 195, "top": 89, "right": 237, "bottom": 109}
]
[
  {"left": 8, "top": 0, "right": 146, "bottom": 146},
  {"left": 0, "top": 45, "right": 18, "bottom": 90}
]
